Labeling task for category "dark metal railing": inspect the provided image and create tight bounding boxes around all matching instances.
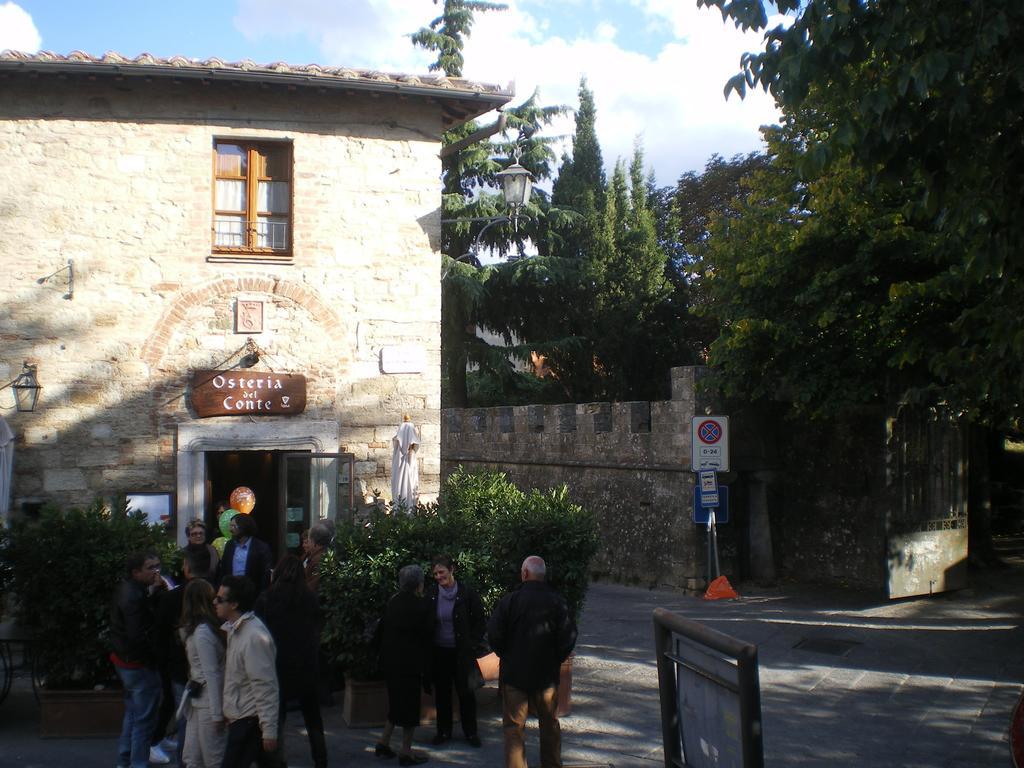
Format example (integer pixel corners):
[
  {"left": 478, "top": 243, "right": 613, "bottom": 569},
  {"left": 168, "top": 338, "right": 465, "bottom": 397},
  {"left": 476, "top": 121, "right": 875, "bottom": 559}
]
[{"left": 653, "top": 608, "right": 764, "bottom": 768}]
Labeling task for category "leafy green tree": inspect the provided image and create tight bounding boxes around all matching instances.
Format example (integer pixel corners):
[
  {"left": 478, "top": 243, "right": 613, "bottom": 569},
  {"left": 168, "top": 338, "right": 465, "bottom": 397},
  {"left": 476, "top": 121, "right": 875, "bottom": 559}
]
[
  {"left": 701, "top": 117, "right": 938, "bottom": 417},
  {"left": 671, "top": 152, "right": 769, "bottom": 269},
  {"left": 700, "top": 0, "right": 1024, "bottom": 425}
]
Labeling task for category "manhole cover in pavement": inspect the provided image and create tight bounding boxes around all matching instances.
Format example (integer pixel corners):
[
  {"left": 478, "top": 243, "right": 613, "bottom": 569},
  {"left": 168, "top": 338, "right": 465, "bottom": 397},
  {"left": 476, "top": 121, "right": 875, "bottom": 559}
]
[{"left": 793, "top": 637, "right": 861, "bottom": 656}]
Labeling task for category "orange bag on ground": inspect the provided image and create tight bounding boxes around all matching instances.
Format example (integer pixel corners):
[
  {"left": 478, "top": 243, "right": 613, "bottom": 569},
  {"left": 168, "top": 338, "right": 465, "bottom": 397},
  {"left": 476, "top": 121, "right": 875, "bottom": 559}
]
[{"left": 703, "top": 575, "right": 739, "bottom": 600}]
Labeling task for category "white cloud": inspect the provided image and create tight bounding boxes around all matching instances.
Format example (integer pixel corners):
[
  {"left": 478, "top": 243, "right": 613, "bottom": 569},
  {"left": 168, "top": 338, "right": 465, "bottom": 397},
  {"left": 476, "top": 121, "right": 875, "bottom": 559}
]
[
  {"left": 233, "top": 0, "right": 780, "bottom": 184},
  {"left": 460, "top": 0, "right": 780, "bottom": 183},
  {"left": 0, "top": 2, "right": 41, "bottom": 53},
  {"left": 235, "top": 0, "right": 432, "bottom": 72},
  {"left": 594, "top": 22, "right": 617, "bottom": 43}
]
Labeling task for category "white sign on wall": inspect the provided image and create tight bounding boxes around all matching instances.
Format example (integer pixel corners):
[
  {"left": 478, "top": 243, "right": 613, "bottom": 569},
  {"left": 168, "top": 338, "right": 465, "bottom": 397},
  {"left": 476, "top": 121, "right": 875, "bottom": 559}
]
[
  {"left": 691, "top": 416, "right": 730, "bottom": 472},
  {"left": 380, "top": 345, "right": 426, "bottom": 374}
]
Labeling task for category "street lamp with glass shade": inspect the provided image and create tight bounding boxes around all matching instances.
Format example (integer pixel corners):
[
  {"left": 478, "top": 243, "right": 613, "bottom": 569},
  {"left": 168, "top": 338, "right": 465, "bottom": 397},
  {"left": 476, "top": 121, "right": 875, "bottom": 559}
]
[
  {"left": 440, "top": 132, "right": 536, "bottom": 280},
  {"left": 495, "top": 160, "right": 533, "bottom": 218},
  {"left": 5, "top": 363, "right": 41, "bottom": 413}
]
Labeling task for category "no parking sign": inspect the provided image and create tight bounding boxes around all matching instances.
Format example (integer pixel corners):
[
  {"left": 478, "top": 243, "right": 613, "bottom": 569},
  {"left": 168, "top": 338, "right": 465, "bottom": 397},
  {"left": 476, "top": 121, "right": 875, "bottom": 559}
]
[{"left": 691, "top": 415, "right": 729, "bottom": 472}]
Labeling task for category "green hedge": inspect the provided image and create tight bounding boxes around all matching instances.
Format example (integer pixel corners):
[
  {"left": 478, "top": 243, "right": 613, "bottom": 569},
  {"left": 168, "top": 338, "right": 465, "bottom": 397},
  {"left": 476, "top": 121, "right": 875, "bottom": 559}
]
[
  {"left": 318, "top": 468, "right": 599, "bottom": 679},
  {"left": 0, "top": 501, "right": 173, "bottom": 689}
]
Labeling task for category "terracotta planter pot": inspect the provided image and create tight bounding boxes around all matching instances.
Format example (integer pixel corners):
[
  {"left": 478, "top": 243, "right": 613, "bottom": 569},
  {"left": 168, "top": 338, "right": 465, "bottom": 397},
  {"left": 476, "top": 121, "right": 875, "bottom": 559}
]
[
  {"left": 342, "top": 676, "right": 467, "bottom": 728},
  {"left": 476, "top": 651, "right": 500, "bottom": 682},
  {"left": 38, "top": 687, "right": 124, "bottom": 738},
  {"left": 341, "top": 677, "right": 388, "bottom": 728}
]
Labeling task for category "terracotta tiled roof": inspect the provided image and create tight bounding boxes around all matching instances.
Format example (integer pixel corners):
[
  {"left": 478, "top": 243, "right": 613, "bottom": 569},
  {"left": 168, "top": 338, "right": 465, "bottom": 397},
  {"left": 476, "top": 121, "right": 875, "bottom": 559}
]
[{"left": 0, "top": 50, "right": 513, "bottom": 121}]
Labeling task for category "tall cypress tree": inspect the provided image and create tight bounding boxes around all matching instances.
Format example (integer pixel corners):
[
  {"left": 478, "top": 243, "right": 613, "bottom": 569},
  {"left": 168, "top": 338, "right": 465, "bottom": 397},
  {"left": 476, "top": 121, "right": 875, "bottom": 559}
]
[
  {"left": 551, "top": 79, "right": 606, "bottom": 263},
  {"left": 552, "top": 78, "right": 605, "bottom": 209}
]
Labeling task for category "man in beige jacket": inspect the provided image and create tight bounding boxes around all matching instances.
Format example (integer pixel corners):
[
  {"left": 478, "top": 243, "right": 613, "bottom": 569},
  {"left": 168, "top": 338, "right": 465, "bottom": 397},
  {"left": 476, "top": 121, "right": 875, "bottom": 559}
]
[{"left": 215, "top": 575, "right": 282, "bottom": 768}]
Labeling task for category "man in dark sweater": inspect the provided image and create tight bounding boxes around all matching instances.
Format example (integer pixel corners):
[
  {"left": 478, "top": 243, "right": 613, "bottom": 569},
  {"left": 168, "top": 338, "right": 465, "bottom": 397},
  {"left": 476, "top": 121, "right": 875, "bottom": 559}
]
[
  {"left": 487, "top": 556, "right": 577, "bottom": 768},
  {"left": 110, "top": 550, "right": 166, "bottom": 768}
]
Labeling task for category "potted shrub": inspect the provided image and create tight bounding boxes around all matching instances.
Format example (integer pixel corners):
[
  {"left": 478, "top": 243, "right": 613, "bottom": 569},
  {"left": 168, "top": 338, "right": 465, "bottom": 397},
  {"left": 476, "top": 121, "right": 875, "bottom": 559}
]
[
  {"left": 317, "top": 501, "right": 470, "bottom": 726},
  {"left": 318, "top": 468, "right": 598, "bottom": 724},
  {"left": 0, "top": 501, "right": 172, "bottom": 737}
]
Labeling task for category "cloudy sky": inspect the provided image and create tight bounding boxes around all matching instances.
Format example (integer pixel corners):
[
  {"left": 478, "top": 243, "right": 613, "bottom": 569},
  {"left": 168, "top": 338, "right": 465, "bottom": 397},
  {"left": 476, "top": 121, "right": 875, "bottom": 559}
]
[{"left": 0, "top": 0, "right": 780, "bottom": 186}]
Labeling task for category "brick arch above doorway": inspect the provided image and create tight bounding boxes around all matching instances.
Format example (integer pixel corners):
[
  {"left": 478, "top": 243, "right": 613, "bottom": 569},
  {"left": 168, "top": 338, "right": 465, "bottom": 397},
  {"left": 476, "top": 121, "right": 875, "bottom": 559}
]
[{"left": 140, "top": 276, "right": 349, "bottom": 369}]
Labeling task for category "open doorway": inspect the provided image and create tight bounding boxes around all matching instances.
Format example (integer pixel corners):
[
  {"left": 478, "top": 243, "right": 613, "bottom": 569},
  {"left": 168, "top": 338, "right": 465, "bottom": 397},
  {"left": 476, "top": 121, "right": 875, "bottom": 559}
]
[{"left": 205, "top": 450, "right": 286, "bottom": 563}]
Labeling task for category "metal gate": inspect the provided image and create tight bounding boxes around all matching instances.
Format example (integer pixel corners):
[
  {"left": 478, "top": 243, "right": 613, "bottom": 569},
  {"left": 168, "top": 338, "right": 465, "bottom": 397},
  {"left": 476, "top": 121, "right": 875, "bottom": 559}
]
[{"left": 886, "top": 407, "right": 968, "bottom": 599}]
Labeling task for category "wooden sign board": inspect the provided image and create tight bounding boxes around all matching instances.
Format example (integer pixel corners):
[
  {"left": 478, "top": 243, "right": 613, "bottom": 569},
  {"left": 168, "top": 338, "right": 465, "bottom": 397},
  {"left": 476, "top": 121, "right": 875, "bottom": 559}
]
[{"left": 190, "top": 370, "right": 307, "bottom": 418}]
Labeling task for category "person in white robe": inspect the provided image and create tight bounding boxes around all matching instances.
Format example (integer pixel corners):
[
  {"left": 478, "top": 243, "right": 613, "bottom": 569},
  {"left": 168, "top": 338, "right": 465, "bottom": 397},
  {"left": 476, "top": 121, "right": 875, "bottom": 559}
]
[{"left": 390, "top": 417, "right": 420, "bottom": 509}]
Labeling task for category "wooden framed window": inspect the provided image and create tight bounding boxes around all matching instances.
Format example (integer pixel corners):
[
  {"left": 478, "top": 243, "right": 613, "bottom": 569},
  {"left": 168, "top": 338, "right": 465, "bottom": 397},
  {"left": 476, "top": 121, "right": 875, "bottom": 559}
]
[{"left": 212, "top": 140, "right": 292, "bottom": 261}]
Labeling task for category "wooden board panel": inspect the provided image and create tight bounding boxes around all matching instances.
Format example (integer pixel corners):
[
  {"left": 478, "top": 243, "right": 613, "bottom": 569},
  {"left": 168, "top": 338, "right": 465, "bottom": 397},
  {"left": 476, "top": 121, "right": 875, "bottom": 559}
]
[{"left": 189, "top": 370, "right": 306, "bottom": 418}]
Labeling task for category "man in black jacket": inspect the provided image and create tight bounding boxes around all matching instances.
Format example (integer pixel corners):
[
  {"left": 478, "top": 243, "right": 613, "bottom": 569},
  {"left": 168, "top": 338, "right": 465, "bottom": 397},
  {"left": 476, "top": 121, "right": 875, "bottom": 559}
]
[
  {"left": 110, "top": 550, "right": 166, "bottom": 768},
  {"left": 487, "top": 555, "right": 577, "bottom": 768},
  {"left": 217, "top": 512, "right": 273, "bottom": 594}
]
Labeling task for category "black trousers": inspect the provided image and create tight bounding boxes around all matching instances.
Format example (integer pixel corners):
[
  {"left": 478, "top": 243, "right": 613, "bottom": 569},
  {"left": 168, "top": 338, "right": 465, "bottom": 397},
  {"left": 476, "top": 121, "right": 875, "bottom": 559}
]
[
  {"left": 281, "top": 678, "right": 327, "bottom": 768},
  {"left": 220, "top": 716, "right": 286, "bottom": 768},
  {"left": 431, "top": 646, "right": 477, "bottom": 738}
]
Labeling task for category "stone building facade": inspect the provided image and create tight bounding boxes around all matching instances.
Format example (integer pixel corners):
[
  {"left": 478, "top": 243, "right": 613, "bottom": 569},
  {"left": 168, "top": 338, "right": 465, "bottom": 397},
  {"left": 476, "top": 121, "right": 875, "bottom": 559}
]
[{"left": 0, "top": 51, "right": 511, "bottom": 554}]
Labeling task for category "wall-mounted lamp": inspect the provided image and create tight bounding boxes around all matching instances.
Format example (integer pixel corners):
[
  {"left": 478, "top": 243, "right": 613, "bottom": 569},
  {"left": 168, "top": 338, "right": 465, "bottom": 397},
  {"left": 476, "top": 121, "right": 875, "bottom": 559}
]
[
  {"left": 37, "top": 259, "right": 74, "bottom": 300},
  {"left": 1, "top": 363, "right": 42, "bottom": 412},
  {"left": 440, "top": 129, "right": 535, "bottom": 280},
  {"left": 239, "top": 338, "right": 261, "bottom": 369}
]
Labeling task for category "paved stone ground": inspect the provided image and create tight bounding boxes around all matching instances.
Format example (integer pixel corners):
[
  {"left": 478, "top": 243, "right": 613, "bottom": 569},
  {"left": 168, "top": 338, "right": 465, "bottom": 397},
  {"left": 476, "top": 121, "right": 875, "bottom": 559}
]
[{"left": 2, "top": 538, "right": 1022, "bottom": 767}]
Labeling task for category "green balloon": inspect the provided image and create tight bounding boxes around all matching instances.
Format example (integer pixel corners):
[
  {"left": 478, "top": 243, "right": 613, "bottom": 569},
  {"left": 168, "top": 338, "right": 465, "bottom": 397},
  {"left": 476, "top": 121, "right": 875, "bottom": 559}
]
[
  {"left": 219, "top": 509, "right": 236, "bottom": 538},
  {"left": 211, "top": 536, "right": 228, "bottom": 557}
]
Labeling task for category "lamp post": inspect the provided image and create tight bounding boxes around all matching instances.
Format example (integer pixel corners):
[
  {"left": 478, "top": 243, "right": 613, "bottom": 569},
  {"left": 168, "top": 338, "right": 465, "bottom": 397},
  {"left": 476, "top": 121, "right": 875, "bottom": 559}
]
[{"left": 440, "top": 131, "right": 535, "bottom": 279}]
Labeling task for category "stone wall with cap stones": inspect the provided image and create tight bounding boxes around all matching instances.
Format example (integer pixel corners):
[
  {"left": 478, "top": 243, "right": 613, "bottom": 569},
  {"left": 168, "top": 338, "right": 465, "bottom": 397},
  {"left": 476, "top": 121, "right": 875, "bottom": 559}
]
[
  {"left": 442, "top": 367, "right": 723, "bottom": 590},
  {"left": 0, "top": 75, "right": 444, "bottom": 520},
  {"left": 442, "top": 366, "right": 896, "bottom": 592}
]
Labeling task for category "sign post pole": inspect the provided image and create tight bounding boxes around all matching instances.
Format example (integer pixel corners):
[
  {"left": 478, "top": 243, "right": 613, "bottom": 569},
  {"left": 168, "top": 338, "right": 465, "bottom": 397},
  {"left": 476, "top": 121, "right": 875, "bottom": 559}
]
[
  {"left": 692, "top": 418, "right": 729, "bottom": 586},
  {"left": 706, "top": 503, "right": 720, "bottom": 583}
]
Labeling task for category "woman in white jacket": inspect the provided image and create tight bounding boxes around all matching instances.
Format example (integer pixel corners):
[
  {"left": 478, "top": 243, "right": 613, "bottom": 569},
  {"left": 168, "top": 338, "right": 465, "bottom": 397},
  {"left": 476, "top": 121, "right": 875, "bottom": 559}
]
[{"left": 179, "top": 579, "right": 227, "bottom": 768}]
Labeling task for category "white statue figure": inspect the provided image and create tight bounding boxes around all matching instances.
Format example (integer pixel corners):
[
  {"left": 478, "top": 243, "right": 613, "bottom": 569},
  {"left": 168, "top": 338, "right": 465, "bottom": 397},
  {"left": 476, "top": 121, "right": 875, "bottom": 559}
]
[{"left": 390, "top": 416, "right": 420, "bottom": 509}]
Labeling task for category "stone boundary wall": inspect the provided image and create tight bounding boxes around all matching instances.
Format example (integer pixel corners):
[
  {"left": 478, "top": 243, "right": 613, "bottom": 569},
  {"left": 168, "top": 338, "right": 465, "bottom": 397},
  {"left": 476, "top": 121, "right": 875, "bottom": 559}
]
[
  {"left": 442, "top": 368, "right": 714, "bottom": 589},
  {"left": 442, "top": 366, "right": 896, "bottom": 592}
]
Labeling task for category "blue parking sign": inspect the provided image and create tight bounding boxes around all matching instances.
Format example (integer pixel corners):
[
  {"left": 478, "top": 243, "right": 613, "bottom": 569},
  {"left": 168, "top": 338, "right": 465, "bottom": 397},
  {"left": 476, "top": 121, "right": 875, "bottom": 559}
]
[{"left": 692, "top": 486, "right": 729, "bottom": 524}]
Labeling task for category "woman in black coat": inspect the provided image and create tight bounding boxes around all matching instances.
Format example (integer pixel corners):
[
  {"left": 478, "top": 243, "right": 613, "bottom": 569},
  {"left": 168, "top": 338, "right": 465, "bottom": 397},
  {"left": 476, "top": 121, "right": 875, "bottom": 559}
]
[
  {"left": 425, "top": 554, "right": 486, "bottom": 747},
  {"left": 254, "top": 555, "right": 327, "bottom": 768},
  {"left": 375, "top": 564, "right": 432, "bottom": 766}
]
